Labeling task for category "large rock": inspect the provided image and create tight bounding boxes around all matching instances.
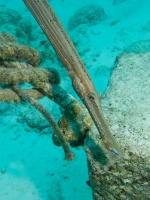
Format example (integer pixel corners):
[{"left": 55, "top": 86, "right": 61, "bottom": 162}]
[
  {"left": 85, "top": 52, "right": 150, "bottom": 199},
  {"left": 68, "top": 4, "right": 107, "bottom": 30}
]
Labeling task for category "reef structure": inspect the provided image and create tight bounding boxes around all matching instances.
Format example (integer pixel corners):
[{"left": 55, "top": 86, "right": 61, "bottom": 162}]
[
  {"left": 0, "top": 33, "right": 150, "bottom": 199},
  {"left": 0, "top": 2, "right": 149, "bottom": 199},
  {"left": 85, "top": 52, "right": 150, "bottom": 199},
  {"left": 0, "top": 32, "right": 74, "bottom": 160},
  {"left": 52, "top": 53, "right": 150, "bottom": 200}
]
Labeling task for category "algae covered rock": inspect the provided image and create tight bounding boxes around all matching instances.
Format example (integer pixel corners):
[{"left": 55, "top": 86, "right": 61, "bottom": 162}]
[
  {"left": 68, "top": 4, "right": 107, "bottom": 30},
  {"left": 85, "top": 52, "right": 150, "bottom": 199}
]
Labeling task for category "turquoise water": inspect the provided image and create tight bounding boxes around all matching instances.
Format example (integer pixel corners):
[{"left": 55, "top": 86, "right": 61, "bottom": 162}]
[{"left": 0, "top": 0, "right": 150, "bottom": 199}]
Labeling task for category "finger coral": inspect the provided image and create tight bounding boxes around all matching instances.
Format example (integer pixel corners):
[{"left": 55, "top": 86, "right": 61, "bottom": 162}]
[
  {"left": 0, "top": 32, "right": 74, "bottom": 160},
  {"left": 0, "top": 88, "right": 43, "bottom": 103},
  {"left": 0, "top": 42, "right": 40, "bottom": 67},
  {"left": 12, "top": 85, "right": 75, "bottom": 161},
  {"left": 0, "top": 32, "right": 17, "bottom": 44},
  {"left": 0, "top": 32, "right": 40, "bottom": 67},
  {"left": 0, "top": 67, "right": 60, "bottom": 85}
]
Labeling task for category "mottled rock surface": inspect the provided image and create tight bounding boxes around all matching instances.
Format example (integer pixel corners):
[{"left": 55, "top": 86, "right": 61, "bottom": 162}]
[
  {"left": 102, "top": 52, "right": 150, "bottom": 160},
  {"left": 85, "top": 52, "right": 150, "bottom": 200}
]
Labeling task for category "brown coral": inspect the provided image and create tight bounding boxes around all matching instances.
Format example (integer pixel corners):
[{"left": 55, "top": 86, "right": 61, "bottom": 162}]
[{"left": 0, "top": 32, "right": 74, "bottom": 160}]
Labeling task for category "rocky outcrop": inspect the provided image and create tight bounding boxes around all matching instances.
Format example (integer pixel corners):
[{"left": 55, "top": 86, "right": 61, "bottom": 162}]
[{"left": 85, "top": 52, "right": 150, "bottom": 199}]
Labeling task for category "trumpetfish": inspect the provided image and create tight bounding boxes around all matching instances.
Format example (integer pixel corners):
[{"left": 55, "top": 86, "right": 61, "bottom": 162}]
[{"left": 23, "top": 0, "right": 121, "bottom": 157}]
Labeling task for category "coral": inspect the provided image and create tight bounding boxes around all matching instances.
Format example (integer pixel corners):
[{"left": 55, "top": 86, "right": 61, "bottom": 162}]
[
  {"left": 0, "top": 32, "right": 40, "bottom": 67},
  {"left": 0, "top": 89, "right": 43, "bottom": 103},
  {"left": 23, "top": 0, "right": 120, "bottom": 157},
  {"left": 41, "top": 48, "right": 56, "bottom": 63},
  {"left": 0, "top": 43, "right": 40, "bottom": 67},
  {"left": 0, "top": 67, "right": 60, "bottom": 85},
  {"left": 0, "top": 7, "right": 36, "bottom": 44},
  {"left": 68, "top": 4, "right": 107, "bottom": 30},
  {"left": 0, "top": 32, "right": 17, "bottom": 44},
  {"left": 87, "top": 148, "right": 150, "bottom": 199},
  {"left": 52, "top": 51, "right": 150, "bottom": 199},
  {"left": 0, "top": 8, "right": 20, "bottom": 25},
  {"left": 0, "top": 32, "right": 74, "bottom": 160},
  {"left": 52, "top": 99, "right": 94, "bottom": 147},
  {"left": 0, "top": 34, "right": 60, "bottom": 89},
  {"left": 1, "top": 7, "right": 149, "bottom": 198},
  {"left": 13, "top": 85, "right": 74, "bottom": 161},
  {"left": 11, "top": 1, "right": 150, "bottom": 198},
  {"left": 124, "top": 39, "right": 150, "bottom": 53},
  {"left": 17, "top": 19, "right": 34, "bottom": 40}
]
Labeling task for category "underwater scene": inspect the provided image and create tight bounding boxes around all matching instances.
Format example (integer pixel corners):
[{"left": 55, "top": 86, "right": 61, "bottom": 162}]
[{"left": 0, "top": 0, "right": 150, "bottom": 199}]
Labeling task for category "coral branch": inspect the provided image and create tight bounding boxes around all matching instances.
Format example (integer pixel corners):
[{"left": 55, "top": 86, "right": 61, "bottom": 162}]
[
  {"left": 0, "top": 43, "right": 40, "bottom": 67},
  {"left": 0, "top": 32, "right": 75, "bottom": 160},
  {"left": 12, "top": 84, "right": 75, "bottom": 161},
  {"left": 0, "top": 89, "right": 43, "bottom": 103},
  {"left": 0, "top": 32, "right": 17, "bottom": 44},
  {"left": 0, "top": 67, "right": 60, "bottom": 85}
]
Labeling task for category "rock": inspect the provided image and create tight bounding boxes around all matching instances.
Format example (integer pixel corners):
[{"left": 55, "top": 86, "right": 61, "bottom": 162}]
[
  {"left": 68, "top": 4, "right": 107, "bottom": 30},
  {"left": 85, "top": 52, "right": 150, "bottom": 199}
]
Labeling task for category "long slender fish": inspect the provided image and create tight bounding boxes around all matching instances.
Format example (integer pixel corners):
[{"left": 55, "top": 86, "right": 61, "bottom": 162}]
[{"left": 23, "top": 0, "right": 121, "bottom": 156}]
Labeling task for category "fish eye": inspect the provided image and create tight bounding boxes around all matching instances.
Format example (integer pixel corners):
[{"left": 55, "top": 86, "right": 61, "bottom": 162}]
[{"left": 88, "top": 93, "right": 95, "bottom": 100}]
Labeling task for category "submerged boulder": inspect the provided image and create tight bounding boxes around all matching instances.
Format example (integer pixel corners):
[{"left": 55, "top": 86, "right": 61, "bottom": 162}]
[
  {"left": 85, "top": 52, "right": 150, "bottom": 199},
  {"left": 68, "top": 4, "right": 107, "bottom": 30}
]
